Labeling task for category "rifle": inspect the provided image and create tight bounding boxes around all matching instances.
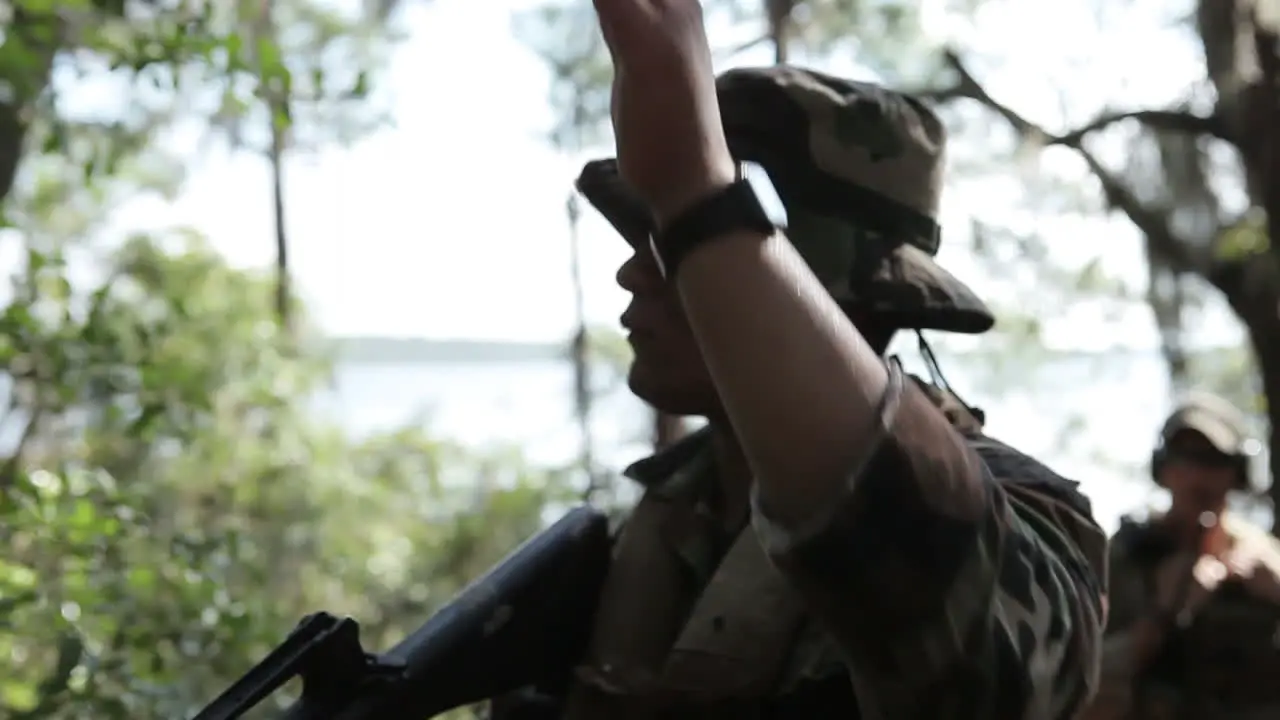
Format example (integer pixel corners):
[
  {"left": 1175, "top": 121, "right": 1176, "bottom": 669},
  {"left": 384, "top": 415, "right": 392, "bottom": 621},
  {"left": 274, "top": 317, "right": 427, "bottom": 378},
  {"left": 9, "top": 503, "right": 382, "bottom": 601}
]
[{"left": 193, "top": 505, "right": 612, "bottom": 720}]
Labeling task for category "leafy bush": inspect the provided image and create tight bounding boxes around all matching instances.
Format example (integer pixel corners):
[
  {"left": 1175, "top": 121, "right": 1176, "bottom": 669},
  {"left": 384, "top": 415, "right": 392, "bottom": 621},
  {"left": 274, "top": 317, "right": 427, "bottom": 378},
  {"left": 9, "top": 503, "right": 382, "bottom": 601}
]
[{"left": 0, "top": 234, "right": 570, "bottom": 719}]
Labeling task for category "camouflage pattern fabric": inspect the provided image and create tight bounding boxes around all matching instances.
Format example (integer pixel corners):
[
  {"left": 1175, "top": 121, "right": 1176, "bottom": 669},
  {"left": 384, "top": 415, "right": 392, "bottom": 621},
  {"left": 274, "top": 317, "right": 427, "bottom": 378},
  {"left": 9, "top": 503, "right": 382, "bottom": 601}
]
[
  {"left": 606, "top": 372, "right": 1107, "bottom": 720},
  {"left": 575, "top": 66, "right": 995, "bottom": 334},
  {"left": 1091, "top": 515, "right": 1280, "bottom": 720}
]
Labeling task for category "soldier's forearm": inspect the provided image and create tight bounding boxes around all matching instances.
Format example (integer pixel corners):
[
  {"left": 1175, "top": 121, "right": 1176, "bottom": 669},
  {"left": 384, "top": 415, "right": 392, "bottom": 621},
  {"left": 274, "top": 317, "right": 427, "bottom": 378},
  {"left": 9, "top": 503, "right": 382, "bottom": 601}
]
[{"left": 674, "top": 228, "right": 891, "bottom": 523}]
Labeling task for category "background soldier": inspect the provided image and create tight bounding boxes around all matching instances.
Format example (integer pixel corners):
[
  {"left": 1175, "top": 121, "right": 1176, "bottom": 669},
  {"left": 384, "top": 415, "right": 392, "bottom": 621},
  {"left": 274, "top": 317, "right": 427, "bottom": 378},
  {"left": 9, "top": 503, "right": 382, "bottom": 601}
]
[
  {"left": 493, "top": 0, "right": 1107, "bottom": 717},
  {"left": 1085, "top": 393, "right": 1280, "bottom": 720}
]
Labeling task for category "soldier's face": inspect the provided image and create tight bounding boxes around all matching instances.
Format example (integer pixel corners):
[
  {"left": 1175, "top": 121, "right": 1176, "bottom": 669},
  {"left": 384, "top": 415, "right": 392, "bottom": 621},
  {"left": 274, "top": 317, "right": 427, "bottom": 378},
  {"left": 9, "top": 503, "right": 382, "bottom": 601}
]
[
  {"left": 616, "top": 250, "right": 719, "bottom": 416},
  {"left": 1161, "top": 431, "right": 1237, "bottom": 511}
]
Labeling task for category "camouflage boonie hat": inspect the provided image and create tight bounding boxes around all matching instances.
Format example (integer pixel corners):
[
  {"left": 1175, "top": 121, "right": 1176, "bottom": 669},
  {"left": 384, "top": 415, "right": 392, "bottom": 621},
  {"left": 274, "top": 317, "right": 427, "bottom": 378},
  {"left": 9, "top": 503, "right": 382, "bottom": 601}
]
[{"left": 575, "top": 66, "right": 995, "bottom": 334}]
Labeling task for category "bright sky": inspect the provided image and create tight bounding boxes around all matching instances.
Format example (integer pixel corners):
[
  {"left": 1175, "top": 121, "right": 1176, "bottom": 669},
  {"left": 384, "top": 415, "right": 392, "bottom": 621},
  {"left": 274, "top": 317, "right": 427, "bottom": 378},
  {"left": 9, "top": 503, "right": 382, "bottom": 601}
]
[
  {"left": 108, "top": 0, "right": 606, "bottom": 342},
  {"left": 96, "top": 0, "right": 1239, "bottom": 348}
]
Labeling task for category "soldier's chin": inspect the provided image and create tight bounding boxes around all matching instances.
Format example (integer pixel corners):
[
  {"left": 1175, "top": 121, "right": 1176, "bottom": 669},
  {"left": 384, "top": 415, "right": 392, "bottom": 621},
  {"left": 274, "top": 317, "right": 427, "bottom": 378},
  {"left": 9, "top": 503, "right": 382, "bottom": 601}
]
[
  {"left": 1190, "top": 489, "right": 1227, "bottom": 511},
  {"left": 626, "top": 365, "right": 709, "bottom": 418}
]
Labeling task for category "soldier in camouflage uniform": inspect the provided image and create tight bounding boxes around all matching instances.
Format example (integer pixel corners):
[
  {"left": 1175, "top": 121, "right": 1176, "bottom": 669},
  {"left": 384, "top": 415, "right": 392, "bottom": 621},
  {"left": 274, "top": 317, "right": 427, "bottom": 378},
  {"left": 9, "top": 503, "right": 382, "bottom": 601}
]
[
  {"left": 491, "top": 2, "right": 1107, "bottom": 718},
  {"left": 1084, "top": 394, "right": 1280, "bottom": 720}
]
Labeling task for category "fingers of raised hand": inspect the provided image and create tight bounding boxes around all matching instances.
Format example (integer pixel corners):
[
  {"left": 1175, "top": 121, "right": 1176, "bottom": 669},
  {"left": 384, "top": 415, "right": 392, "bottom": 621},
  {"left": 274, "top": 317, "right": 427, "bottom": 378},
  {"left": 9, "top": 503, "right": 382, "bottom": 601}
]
[
  {"left": 591, "top": 0, "right": 649, "bottom": 51},
  {"left": 591, "top": 0, "right": 707, "bottom": 62}
]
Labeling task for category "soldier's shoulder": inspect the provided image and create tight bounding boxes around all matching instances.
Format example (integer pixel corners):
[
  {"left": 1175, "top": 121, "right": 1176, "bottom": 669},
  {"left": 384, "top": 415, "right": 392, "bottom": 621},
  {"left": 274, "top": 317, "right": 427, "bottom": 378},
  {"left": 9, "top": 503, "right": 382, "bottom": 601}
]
[
  {"left": 965, "top": 434, "right": 1096, "bottom": 521},
  {"left": 910, "top": 378, "right": 1096, "bottom": 525},
  {"left": 967, "top": 434, "right": 1108, "bottom": 597}
]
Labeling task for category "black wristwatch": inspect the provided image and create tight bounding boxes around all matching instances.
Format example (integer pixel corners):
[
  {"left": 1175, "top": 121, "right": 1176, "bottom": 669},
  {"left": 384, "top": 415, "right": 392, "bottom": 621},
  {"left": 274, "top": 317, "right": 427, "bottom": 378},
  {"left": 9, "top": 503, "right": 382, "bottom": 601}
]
[{"left": 649, "top": 162, "right": 785, "bottom": 280}]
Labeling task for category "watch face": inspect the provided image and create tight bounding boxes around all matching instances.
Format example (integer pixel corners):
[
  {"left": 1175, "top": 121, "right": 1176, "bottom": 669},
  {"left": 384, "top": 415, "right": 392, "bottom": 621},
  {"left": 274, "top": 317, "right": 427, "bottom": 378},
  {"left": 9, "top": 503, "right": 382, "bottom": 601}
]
[{"left": 741, "top": 161, "right": 788, "bottom": 229}]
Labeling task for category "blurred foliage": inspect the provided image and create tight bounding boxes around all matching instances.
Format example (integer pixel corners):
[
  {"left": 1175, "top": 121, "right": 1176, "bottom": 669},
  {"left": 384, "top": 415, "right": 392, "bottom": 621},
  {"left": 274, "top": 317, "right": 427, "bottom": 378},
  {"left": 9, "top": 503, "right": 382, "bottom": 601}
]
[
  {"left": 1215, "top": 207, "right": 1271, "bottom": 262},
  {"left": 0, "top": 226, "right": 580, "bottom": 718},
  {"left": 0, "top": 1, "right": 580, "bottom": 718},
  {"left": 0, "top": 0, "right": 404, "bottom": 210},
  {"left": 0, "top": 226, "right": 573, "bottom": 718},
  {"left": 513, "top": 0, "right": 951, "bottom": 152},
  {"left": 511, "top": 1, "right": 614, "bottom": 152}
]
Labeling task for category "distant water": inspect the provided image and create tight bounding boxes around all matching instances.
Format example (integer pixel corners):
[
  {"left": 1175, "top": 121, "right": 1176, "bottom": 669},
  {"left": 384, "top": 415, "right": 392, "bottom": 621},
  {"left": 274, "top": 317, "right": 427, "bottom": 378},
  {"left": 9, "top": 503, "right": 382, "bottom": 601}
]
[
  {"left": 322, "top": 360, "right": 659, "bottom": 472},
  {"left": 0, "top": 351, "right": 1240, "bottom": 535},
  {"left": 1, "top": 349, "right": 1263, "bottom": 539},
  {"left": 320, "top": 353, "right": 1226, "bottom": 533}
]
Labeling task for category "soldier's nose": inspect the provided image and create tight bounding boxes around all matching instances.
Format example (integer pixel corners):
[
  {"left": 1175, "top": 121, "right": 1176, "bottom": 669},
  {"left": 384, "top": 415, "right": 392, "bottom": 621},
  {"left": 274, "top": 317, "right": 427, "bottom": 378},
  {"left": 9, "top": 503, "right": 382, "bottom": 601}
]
[{"left": 616, "top": 251, "right": 662, "bottom": 292}]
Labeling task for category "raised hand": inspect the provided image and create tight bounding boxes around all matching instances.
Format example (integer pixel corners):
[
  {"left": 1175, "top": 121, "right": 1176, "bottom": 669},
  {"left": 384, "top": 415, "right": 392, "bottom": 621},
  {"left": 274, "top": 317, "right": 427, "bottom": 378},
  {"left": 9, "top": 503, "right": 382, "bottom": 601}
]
[{"left": 590, "top": 0, "right": 736, "bottom": 223}]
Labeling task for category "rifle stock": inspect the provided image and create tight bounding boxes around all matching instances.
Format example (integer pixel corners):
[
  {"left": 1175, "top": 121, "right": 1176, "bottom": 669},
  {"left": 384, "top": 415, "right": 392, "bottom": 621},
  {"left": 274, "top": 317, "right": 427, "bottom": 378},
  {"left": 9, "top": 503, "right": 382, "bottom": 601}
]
[{"left": 195, "top": 506, "right": 612, "bottom": 720}]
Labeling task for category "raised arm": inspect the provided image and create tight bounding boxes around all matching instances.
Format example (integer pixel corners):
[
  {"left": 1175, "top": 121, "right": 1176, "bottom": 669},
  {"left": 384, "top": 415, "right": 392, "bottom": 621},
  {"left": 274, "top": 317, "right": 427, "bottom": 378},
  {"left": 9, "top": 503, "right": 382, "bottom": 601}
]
[{"left": 591, "top": 0, "right": 1106, "bottom": 715}]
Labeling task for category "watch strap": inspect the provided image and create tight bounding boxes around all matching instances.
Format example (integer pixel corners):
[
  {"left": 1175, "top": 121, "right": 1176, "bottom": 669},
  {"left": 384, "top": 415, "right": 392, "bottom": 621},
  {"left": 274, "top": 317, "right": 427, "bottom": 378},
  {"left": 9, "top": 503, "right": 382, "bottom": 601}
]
[{"left": 651, "top": 176, "right": 777, "bottom": 280}]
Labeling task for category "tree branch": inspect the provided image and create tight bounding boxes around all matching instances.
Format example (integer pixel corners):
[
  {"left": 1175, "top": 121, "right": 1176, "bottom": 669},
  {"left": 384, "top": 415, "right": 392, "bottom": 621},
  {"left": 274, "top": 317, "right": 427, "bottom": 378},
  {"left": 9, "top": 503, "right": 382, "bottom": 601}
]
[
  {"left": 10, "top": 632, "right": 84, "bottom": 720},
  {"left": 1053, "top": 109, "right": 1233, "bottom": 146},
  {"left": 0, "top": 403, "right": 43, "bottom": 493},
  {"left": 918, "top": 52, "right": 1232, "bottom": 146},
  {"left": 1075, "top": 150, "right": 1206, "bottom": 276},
  {"left": 920, "top": 50, "right": 1220, "bottom": 282}
]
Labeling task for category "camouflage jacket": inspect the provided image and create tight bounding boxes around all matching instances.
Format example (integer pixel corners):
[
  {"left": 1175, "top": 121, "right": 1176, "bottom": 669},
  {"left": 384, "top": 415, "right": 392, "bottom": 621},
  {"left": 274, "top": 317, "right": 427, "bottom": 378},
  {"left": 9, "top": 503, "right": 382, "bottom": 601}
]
[
  {"left": 1086, "top": 514, "right": 1280, "bottom": 720},
  {"left": 492, "top": 373, "right": 1107, "bottom": 720}
]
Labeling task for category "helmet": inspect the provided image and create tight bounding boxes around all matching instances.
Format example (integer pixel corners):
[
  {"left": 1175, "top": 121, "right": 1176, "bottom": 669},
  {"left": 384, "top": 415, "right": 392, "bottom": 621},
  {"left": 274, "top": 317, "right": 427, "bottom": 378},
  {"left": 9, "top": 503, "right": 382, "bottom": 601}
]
[{"left": 1150, "top": 391, "right": 1260, "bottom": 492}]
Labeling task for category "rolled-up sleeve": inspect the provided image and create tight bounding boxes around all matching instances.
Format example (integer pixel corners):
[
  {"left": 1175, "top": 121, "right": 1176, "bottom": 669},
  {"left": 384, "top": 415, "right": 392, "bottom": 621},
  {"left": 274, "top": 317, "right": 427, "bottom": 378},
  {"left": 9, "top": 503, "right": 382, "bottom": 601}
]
[{"left": 750, "top": 369, "right": 1106, "bottom": 720}]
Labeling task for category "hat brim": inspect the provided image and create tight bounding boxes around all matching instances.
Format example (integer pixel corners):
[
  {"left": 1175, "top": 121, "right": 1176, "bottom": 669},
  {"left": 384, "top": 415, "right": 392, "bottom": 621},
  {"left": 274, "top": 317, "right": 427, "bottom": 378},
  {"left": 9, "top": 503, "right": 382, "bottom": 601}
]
[
  {"left": 858, "top": 244, "right": 995, "bottom": 334},
  {"left": 575, "top": 159, "right": 996, "bottom": 335}
]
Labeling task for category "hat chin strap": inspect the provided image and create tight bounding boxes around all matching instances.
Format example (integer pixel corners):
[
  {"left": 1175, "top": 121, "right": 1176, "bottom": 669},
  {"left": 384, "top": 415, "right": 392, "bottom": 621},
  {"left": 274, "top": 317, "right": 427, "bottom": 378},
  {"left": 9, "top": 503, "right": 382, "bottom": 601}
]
[{"left": 914, "top": 330, "right": 985, "bottom": 426}]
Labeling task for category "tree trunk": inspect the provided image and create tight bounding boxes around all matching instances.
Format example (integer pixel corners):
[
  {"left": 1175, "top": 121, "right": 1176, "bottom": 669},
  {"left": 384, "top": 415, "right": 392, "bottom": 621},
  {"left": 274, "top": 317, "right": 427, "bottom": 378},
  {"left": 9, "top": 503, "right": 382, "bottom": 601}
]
[
  {"left": 765, "top": 0, "right": 795, "bottom": 64},
  {"left": 565, "top": 193, "right": 603, "bottom": 496},
  {"left": 0, "top": 12, "right": 60, "bottom": 206},
  {"left": 269, "top": 124, "right": 290, "bottom": 329},
  {"left": 1144, "top": 128, "right": 1220, "bottom": 395},
  {"left": 0, "top": 104, "right": 29, "bottom": 207},
  {"left": 1197, "top": 3, "right": 1280, "bottom": 527},
  {"left": 1240, "top": 291, "right": 1280, "bottom": 504},
  {"left": 1248, "top": 17, "right": 1280, "bottom": 522},
  {"left": 255, "top": 0, "right": 292, "bottom": 330}
]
